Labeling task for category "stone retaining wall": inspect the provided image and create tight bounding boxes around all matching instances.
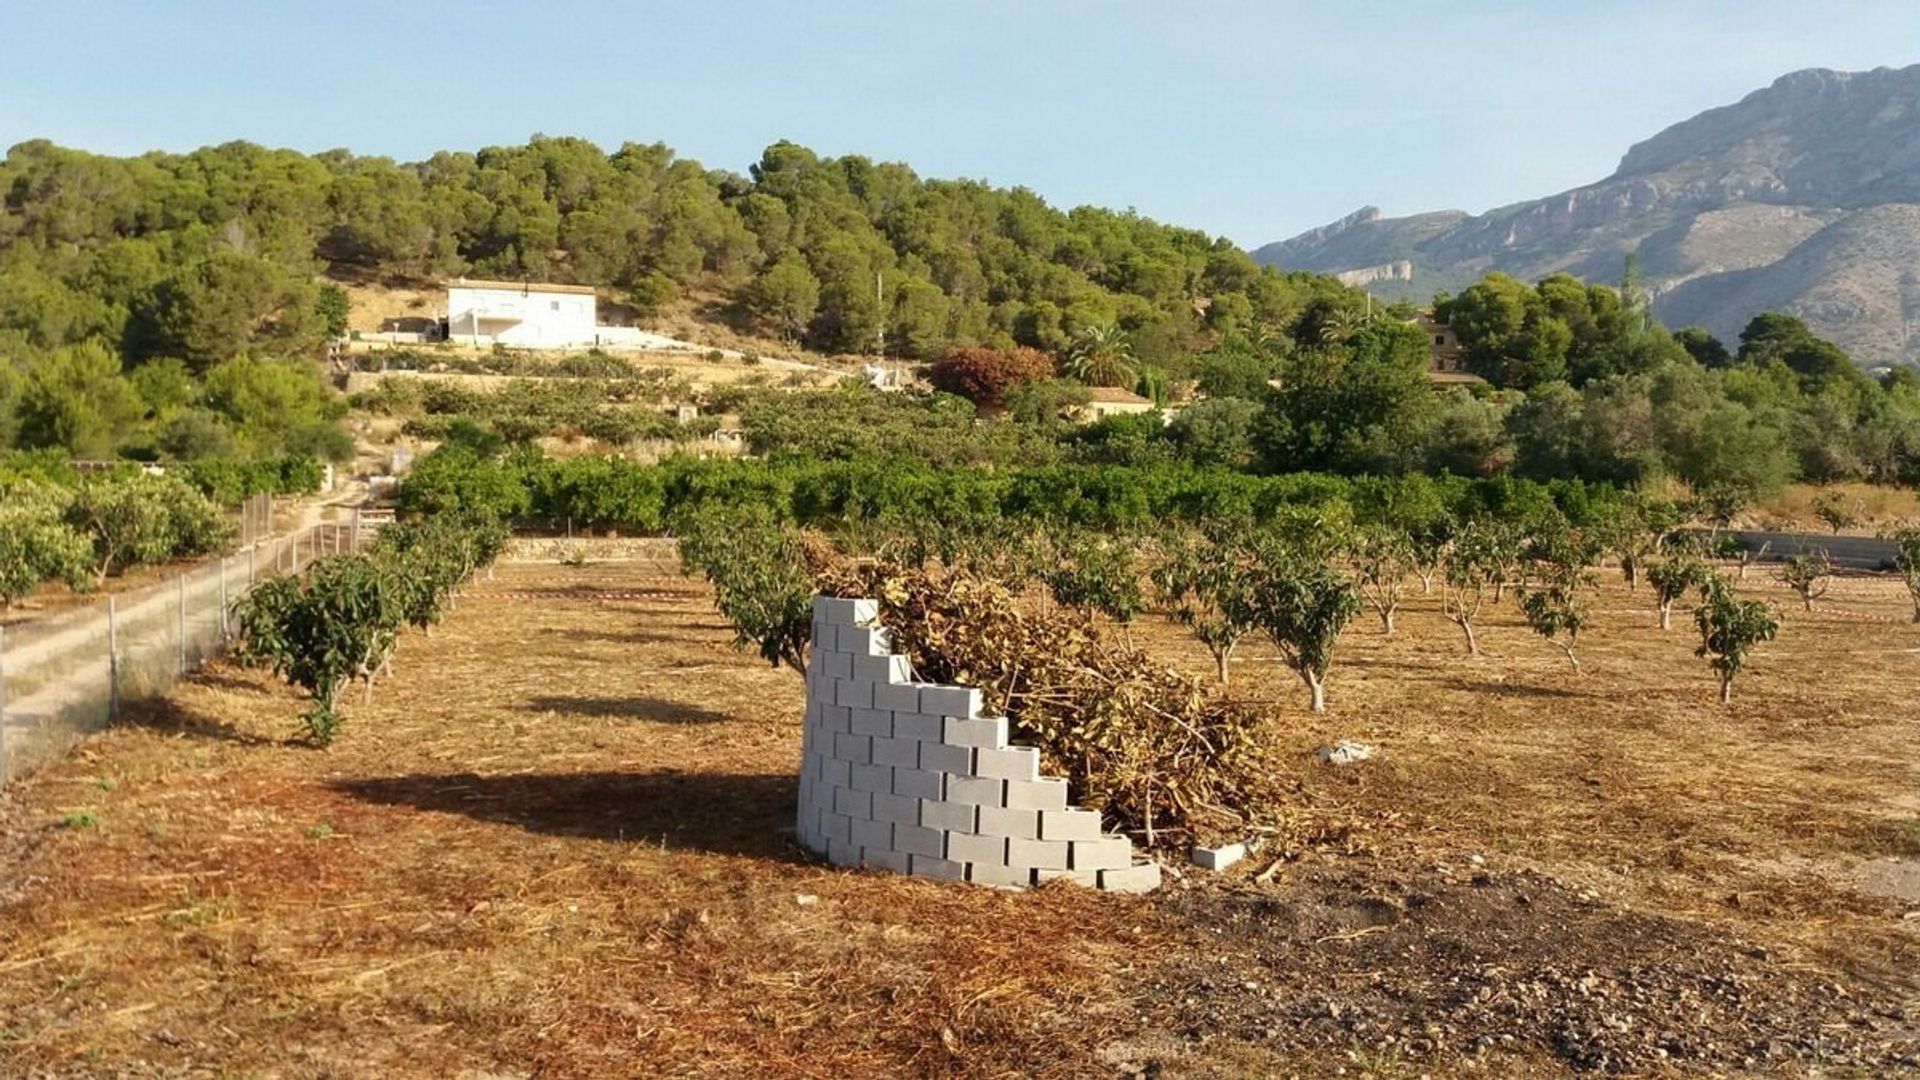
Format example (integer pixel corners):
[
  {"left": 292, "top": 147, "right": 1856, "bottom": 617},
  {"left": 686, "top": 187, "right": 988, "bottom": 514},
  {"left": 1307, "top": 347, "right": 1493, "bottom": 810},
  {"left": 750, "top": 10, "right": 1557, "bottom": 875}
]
[{"left": 796, "top": 597, "right": 1160, "bottom": 892}]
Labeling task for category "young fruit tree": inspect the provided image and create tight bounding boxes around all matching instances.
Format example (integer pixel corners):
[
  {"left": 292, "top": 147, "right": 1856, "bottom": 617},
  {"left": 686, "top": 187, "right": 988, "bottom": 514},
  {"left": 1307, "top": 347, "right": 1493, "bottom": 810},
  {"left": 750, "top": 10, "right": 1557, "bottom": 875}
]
[
  {"left": 1694, "top": 575, "right": 1780, "bottom": 705},
  {"left": 0, "top": 495, "right": 94, "bottom": 608},
  {"left": 1043, "top": 528, "right": 1146, "bottom": 624},
  {"left": 1776, "top": 549, "right": 1833, "bottom": 611},
  {"left": 1593, "top": 492, "right": 1680, "bottom": 591},
  {"left": 1518, "top": 523, "right": 1599, "bottom": 670},
  {"left": 1150, "top": 527, "right": 1256, "bottom": 684},
  {"left": 1890, "top": 525, "right": 1920, "bottom": 624},
  {"left": 232, "top": 555, "right": 396, "bottom": 745},
  {"left": 1440, "top": 522, "right": 1501, "bottom": 656},
  {"left": 1811, "top": 490, "right": 1859, "bottom": 535},
  {"left": 1244, "top": 546, "right": 1361, "bottom": 712},
  {"left": 674, "top": 503, "right": 814, "bottom": 674},
  {"left": 1350, "top": 524, "right": 1414, "bottom": 634},
  {"left": 1646, "top": 551, "right": 1713, "bottom": 630}
]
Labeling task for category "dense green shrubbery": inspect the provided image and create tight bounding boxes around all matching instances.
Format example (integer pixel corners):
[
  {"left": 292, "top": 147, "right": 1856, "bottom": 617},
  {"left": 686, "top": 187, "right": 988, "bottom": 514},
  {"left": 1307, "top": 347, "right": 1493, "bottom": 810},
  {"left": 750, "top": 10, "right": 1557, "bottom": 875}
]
[{"left": 0, "top": 471, "right": 233, "bottom": 605}]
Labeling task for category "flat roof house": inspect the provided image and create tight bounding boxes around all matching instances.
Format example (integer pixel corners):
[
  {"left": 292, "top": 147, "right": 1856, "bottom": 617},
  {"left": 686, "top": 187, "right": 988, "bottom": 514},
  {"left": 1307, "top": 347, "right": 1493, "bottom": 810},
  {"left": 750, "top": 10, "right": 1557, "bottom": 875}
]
[{"left": 446, "top": 279, "right": 598, "bottom": 348}]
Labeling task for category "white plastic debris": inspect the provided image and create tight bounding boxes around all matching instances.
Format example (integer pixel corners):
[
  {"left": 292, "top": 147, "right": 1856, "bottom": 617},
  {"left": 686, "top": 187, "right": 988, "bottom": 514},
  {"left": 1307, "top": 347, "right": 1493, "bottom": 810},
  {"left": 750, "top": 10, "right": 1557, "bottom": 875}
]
[{"left": 1316, "top": 740, "right": 1377, "bottom": 766}]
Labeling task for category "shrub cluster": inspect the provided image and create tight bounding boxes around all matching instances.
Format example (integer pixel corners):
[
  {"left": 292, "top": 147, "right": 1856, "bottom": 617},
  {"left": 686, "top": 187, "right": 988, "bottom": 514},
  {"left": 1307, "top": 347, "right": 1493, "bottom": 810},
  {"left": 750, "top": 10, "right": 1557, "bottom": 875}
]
[{"left": 0, "top": 471, "right": 231, "bottom": 607}]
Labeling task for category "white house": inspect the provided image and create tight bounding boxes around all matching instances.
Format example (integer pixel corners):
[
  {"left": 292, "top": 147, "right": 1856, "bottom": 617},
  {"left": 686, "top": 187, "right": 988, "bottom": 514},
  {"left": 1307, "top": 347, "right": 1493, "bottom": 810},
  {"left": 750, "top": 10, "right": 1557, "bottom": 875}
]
[{"left": 445, "top": 279, "right": 599, "bottom": 348}]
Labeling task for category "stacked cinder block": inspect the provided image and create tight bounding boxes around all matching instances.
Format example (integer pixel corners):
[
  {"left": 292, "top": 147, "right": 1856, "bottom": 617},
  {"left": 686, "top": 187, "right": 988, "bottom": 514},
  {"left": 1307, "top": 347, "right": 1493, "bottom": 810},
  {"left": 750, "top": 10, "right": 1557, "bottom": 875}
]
[{"left": 796, "top": 597, "right": 1161, "bottom": 893}]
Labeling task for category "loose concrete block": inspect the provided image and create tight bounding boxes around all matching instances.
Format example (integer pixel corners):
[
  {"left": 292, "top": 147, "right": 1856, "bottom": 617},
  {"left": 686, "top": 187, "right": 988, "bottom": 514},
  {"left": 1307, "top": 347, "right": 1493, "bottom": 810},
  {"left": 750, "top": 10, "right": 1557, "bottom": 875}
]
[
  {"left": 852, "top": 653, "right": 911, "bottom": 685},
  {"left": 832, "top": 732, "right": 871, "bottom": 765},
  {"left": 1191, "top": 842, "right": 1247, "bottom": 871},
  {"left": 872, "top": 681, "right": 921, "bottom": 713},
  {"left": 862, "top": 848, "right": 911, "bottom": 874},
  {"left": 813, "top": 649, "right": 854, "bottom": 681},
  {"left": 1035, "top": 867, "right": 1099, "bottom": 887},
  {"left": 946, "top": 831, "right": 1007, "bottom": 866},
  {"left": 968, "top": 861, "right": 1035, "bottom": 888},
  {"left": 889, "top": 711, "right": 944, "bottom": 742},
  {"left": 976, "top": 804, "right": 1040, "bottom": 840},
  {"left": 827, "top": 838, "right": 863, "bottom": 867},
  {"left": 1007, "top": 836, "right": 1070, "bottom": 870},
  {"left": 946, "top": 775, "right": 1005, "bottom": 808},
  {"left": 943, "top": 716, "right": 1007, "bottom": 750},
  {"left": 818, "top": 756, "right": 850, "bottom": 789},
  {"left": 1071, "top": 837, "right": 1133, "bottom": 872},
  {"left": 1099, "top": 862, "right": 1162, "bottom": 894},
  {"left": 1040, "top": 808, "right": 1106, "bottom": 842},
  {"left": 920, "top": 799, "right": 977, "bottom": 833},
  {"left": 894, "top": 823, "right": 946, "bottom": 859},
  {"left": 850, "top": 707, "right": 893, "bottom": 738},
  {"left": 833, "top": 787, "right": 872, "bottom": 820},
  {"left": 975, "top": 745, "right": 1039, "bottom": 782},
  {"left": 920, "top": 685, "right": 983, "bottom": 719},
  {"left": 1004, "top": 776, "right": 1069, "bottom": 813},
  {"left": 820, "top": 811, "right": 852, "bottom": 846},
  {"left": 850, "top": 816, "right": 893, "bottom": 852},
  {"left": 918, "top": 741, "right": 974, "bottom": 775},
  {"left": 833, "top": 678, "right": 874, "bottom": 710},
  {"left": 850, "top": 763, "right": 892, "bottom": 794},
  {"left": 891, "top": 767, "right": 943, "bottom": 801},
  {"left": 836, "top": 624, "right": 891, "bottom": 656},
  {"left": 910, "top": 854, "right": 966, "bottom": 881},
  {"left": 872, "top": 736, "right": 920, "bottom": 769},
  {"left": 872, "top": 791, "right": 920, "bottom": 826},
  {"left": 820, "top": 704, "right": 853, "bottom": 734}
]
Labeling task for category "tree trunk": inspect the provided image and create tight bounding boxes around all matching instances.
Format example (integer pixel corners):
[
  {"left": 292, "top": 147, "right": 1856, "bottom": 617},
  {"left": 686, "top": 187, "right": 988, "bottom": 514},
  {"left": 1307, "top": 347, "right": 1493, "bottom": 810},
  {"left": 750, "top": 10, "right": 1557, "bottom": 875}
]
[
  {"left": 1304, "top": 670, "right": 1326, "bottom": 713},
  {"left": 1801, "top": 592, "right": 1813, "bottom": 612},
  {"left": 1719, "top": 675, "right": 1733, "bottom": 705},
  {"left": 1622, "top": 558, "right": 1638, "bottom": 591},
  {"left": 1417, "top": 569, "right": 1435, "bottom": 594},
  {"left": 1658, "top": 603, "right": 1672, "bottom": 631},
  {"left": 1214, "top": 648, "right": 1230, "bottom": 686},
  {"left": 1558, "top": 640, "right": 1580, "bottom": 671},
  {"left": 1460, "top": 618, "right": 1479, "bottom": 656},
  {"left": 1492, "top": 580, "right": 1506, "bottom": 604},
  {"left": 1380, "top": 604, "right": 1396, "bottom": 635}
]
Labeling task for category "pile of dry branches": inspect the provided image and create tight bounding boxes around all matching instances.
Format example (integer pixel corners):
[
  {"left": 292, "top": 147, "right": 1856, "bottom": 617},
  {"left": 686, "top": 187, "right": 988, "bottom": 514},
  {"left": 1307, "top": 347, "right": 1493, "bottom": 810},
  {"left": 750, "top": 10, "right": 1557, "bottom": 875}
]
[{"left": 816, "top": 556, "right": 1291, "bottom": 847}]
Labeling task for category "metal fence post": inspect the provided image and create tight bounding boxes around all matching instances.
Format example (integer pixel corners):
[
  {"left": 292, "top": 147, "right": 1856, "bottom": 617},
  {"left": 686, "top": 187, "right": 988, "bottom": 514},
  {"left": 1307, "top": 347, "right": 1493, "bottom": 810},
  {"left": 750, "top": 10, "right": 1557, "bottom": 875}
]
[
  {"left": 248, "top": 544, "right": 256, "bottom": 587},
  {"left": 107, "top": 595, "right": 119, "bottom": 720},
  {"left": 352, "top": 508, "right": 362, "bottom": 550}
]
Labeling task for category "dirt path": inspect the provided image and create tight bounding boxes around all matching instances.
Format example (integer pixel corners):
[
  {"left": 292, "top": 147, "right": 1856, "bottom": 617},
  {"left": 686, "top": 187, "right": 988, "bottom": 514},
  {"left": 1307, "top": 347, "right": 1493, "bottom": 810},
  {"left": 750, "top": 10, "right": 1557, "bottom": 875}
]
[{"left": 0, "top": 562, "right": 1916, "bottom": 1077}]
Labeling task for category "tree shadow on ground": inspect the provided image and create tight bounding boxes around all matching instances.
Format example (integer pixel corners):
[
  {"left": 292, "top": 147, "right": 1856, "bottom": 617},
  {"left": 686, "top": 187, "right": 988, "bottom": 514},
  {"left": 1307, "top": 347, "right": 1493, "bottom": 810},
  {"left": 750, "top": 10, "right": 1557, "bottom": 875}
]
[
  {"left": 118, "top": 695, "right": 295, "bottom": 748},
  {"left": 538, "top": 627, "right": 689, "bottom": 646},
  {"left": 520, "top": 695, "right": 733, "bottom": 724},
  {"left": 1438, "top": 677, "right": 1591, "bottom": 700},
  {"left": 333, "top": 770, "right": 797, "bottom": 856}
]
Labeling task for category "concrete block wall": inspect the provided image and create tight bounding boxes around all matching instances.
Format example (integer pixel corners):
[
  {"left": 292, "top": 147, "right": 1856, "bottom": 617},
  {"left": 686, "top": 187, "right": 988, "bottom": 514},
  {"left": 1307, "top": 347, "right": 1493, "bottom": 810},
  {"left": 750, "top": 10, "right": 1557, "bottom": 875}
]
[{"left": 796, "top": 597, "right": 1160, "bottom": 893}]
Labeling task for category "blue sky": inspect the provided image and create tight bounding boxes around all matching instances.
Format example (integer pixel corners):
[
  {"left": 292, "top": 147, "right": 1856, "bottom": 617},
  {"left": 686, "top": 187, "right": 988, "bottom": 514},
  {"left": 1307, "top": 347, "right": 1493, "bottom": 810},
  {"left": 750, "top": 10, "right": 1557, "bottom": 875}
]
[{"left": 3, "top": 2, "right": 1917, "bottom": 246}]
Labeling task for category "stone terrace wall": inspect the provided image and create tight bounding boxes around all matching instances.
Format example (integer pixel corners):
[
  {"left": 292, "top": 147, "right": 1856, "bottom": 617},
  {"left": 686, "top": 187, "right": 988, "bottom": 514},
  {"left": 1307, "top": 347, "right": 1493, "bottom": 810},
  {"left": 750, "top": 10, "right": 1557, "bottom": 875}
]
[{"left": 796, "top": 597, "right": 1161, "bottom": 892}]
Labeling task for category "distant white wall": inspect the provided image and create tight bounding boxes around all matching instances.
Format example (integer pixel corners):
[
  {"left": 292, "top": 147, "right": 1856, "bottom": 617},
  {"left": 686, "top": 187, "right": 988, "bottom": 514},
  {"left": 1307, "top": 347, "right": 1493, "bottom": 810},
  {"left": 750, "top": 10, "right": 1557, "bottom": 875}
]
[{"left": 447, "top": 285, "right": 597, "bottom": 348}]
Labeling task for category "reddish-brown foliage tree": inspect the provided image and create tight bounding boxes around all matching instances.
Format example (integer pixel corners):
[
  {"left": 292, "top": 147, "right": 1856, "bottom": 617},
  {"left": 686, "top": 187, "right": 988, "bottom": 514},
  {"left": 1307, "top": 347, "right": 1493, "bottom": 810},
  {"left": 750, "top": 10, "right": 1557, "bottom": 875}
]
[{"left": 926, "top": 346, "right": 1053, "bottom": 408}]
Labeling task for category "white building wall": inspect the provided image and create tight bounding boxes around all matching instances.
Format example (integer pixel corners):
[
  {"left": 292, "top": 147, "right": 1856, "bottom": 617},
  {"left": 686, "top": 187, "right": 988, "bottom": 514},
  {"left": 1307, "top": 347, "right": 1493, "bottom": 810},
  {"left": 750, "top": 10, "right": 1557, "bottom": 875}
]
[{"left": 447, "top": 285, "right": 597, "bottom": 348}]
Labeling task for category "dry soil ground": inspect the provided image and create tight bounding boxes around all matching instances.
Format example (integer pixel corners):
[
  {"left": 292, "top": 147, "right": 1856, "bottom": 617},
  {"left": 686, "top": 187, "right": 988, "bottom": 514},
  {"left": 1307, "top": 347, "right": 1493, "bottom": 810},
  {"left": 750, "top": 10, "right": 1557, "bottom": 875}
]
[{"left": 1, "top": 560, "right": 1916, "bottom": 1078}]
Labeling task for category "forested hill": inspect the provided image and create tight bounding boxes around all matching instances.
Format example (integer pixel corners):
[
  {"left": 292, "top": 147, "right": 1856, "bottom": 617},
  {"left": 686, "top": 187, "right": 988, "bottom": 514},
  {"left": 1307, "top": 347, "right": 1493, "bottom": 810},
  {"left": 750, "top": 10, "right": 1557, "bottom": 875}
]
[
  {"left": 1254, "top": 64, "right": 1920, "bottom": 365},
  {"left": 0, "top": 135, "right": 1347, "bottom": 370}
]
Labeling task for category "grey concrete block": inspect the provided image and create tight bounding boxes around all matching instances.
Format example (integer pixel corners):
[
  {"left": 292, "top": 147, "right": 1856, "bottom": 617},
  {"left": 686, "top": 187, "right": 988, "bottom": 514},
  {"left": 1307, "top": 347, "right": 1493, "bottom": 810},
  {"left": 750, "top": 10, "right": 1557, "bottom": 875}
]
[
  {"left": 974, "top": 745, "right": 1039, "bottom": 782},
  {"left": 944, "top": 716, "right": 1007, "bottom": 750},
  {"left": 850, "top": 763, "right": 892, "bottom": 794},
  {"left": 1004, "top": 776, "right": 1068, "bottom": 813},
  {"left": 807, "top": 675, "right": 837, "bottom": 705},
  {"left": 872, "top": 681, "right": 921, "bottom": 713},
  {"left": 919, "top": 799, "right": 977, "bottom": 833},
  {"left": 814, "top": 649, "right": 854, "bottom": 681},
  {"left": 832, "top": 787, "right": 872, "bottom": 820},
  {"left": 850, "top": 816, "right": 893, "bottom": 852},
  {"left": 889, "top": 711, "right": 944, "bottom": 742},
  {"left": 820, "top": 811, "right": 852, "bottom": 846},
  {"left": 850, "top": 707, "right": 893, "bottom": 738},
  {"left": 820, "top": 704, "right": 852, "bottom": 734},
  {"left": 910, "top": 854, "right": 966, "bottom": 881},
  {"left": 872, "top": 736, "right": 920, "bottom": 769},
  {"left": 921, "top": 685, "right": 983, "bottom": 719},
  {"left": 1071, "top": 837, "right": 1133, "bottom": 872},
  {"left": 976, "top": 804, "right": 1040, "bottom": 840},
  {"left": 862, "top": 848, "right": 911, "bottom": 874},
  {"left": 871, "top": 791, "right": 920, "bottom": 826},
  {"left": 826, "top": 838, "right": 863, "bottom": 867},
  {"left": 946, "top": 775, "right": 1005, "bottom": 808},
  {"left": 968, "top": 861, "right": 1035, "bottom": 888},
  {"left": 814, "top": 597, "right": 877, "bottom": 627},
  {"left": 833, "top": 678, "right": 874, "bottom": 710},
  {"left": 818, "top": 756, "right": 850, "bottom": 789},
  {"left": 832, "top": 732, "right": 871, "bottom": 765},
  {"left": 946, "top": 831, "right": 1007, "bottom": 866},
  {"left": 918, "top": 741, "right": 974, "bottom": 775},
  {"left": 891, "top": 767, "right": 943, "bottom": 801},
  {"left": 1191, "top": 842, "right": 1247, "bottom": 871},
  {"left": 1040, "top": 808, "right": 1106, "bottom": 842},
  {"left": 1099, "top": 862, "right": 1162, "bottom": 894},
  {"left": 852, "top": 653, "right": 910, "bottom": 685},
  {"left": 894, "top": 823, "right": 946, "bottom": 859},
  {"left": 1035, "top": 867, "right": 1100, "bottom": 887},
  {"left": 837, "top": 624, "right": 891, "bottom": 656},
  {"left": 1007, "top": 836, "right": 1071, "bottom": 870}
]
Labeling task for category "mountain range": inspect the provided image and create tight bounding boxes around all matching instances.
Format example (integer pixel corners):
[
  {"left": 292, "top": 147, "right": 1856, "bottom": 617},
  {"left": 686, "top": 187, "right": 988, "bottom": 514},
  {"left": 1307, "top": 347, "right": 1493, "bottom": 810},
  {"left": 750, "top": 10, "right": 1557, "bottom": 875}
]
[{"left": 1253, "top": 64, "right": 1920, "bottom": 365}]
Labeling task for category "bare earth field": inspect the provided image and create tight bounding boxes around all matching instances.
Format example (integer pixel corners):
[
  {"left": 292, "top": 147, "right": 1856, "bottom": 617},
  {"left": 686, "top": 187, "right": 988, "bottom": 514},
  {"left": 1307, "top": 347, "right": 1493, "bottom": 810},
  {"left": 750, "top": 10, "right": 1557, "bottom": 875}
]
[{"left": 1, "top": 561, "right": 1917, "bottom": 1078}]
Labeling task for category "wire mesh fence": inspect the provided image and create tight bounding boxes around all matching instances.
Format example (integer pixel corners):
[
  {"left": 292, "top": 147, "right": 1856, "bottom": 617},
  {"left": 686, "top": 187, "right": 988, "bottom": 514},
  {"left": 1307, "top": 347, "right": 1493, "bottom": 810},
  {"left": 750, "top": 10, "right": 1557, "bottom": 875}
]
[{"left": 0, "top": 514, "right": 373, "bottom": 787}]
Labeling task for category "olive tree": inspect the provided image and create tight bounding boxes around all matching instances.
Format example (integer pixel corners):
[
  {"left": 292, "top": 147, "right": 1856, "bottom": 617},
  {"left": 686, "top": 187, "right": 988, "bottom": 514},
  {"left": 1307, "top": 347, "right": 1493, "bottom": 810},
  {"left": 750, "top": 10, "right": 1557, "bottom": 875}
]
[{"left": 1694, "top": 575, "right": 1779, "bottom": 705}]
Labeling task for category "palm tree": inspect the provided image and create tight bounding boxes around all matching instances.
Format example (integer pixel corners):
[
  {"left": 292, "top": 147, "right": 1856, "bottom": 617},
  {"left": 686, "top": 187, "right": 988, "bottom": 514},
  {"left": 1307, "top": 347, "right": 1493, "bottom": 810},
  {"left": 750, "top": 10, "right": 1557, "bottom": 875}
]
[
  {"left": 1064, "top": 324, "right": 1136, "bottom": 387},
  {"left": 1316, "top": 305, "right": 1375, "bottom": 345}
]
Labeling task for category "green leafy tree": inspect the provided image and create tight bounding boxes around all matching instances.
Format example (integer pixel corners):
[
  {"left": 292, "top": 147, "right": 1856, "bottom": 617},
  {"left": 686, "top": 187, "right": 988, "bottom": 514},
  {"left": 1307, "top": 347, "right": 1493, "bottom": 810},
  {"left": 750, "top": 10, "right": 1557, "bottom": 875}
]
[
  {"left": 1776, "top": 549, "right": 1832, "bottom": 611},
  {"left": 315, "top": 283, "right": 351, "bottom": 339},
  {"left": 0, "top": 485, "right": 94, "bottom": 607},
  {"left": 1350, "top": 523, "right": 1414, "bottom": 634},
  {"left": 1440, "top": 521, "right": 1501, "bottom": 655},
  {"left": 1646, "top": 550, "right": 1712, "bottom": 630},
  {"left": 739, "top": 255, "right": 821, "bottom": 345},
  {"left": 1888, "top": 525, "right": 1920, "bottom": 623},
  {"left": 1043, "top": 528, "right": 1146, "bottom": 623},
  {"left": 1693, "top": 575, "right": 1779, "bottom": 704},
  {"left": 1151, "top": 527, "right": 1257, "bottom": 683},
  {"left": 1810, "top": 489, "right": 1859, "bottom": 534},
  {"left": 1244, "top": 541, "right": 1362, "bottom": 711},
  {"left": 674, "top": 503, "right": 815, "bottom": 673}
]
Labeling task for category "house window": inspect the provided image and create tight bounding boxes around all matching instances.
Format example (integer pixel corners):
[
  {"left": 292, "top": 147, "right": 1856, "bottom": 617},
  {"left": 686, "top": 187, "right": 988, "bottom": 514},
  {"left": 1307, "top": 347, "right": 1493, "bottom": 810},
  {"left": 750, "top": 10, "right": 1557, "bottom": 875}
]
[{"left": 1435, "top": 335, "right": 1446, "bottom": 346}]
